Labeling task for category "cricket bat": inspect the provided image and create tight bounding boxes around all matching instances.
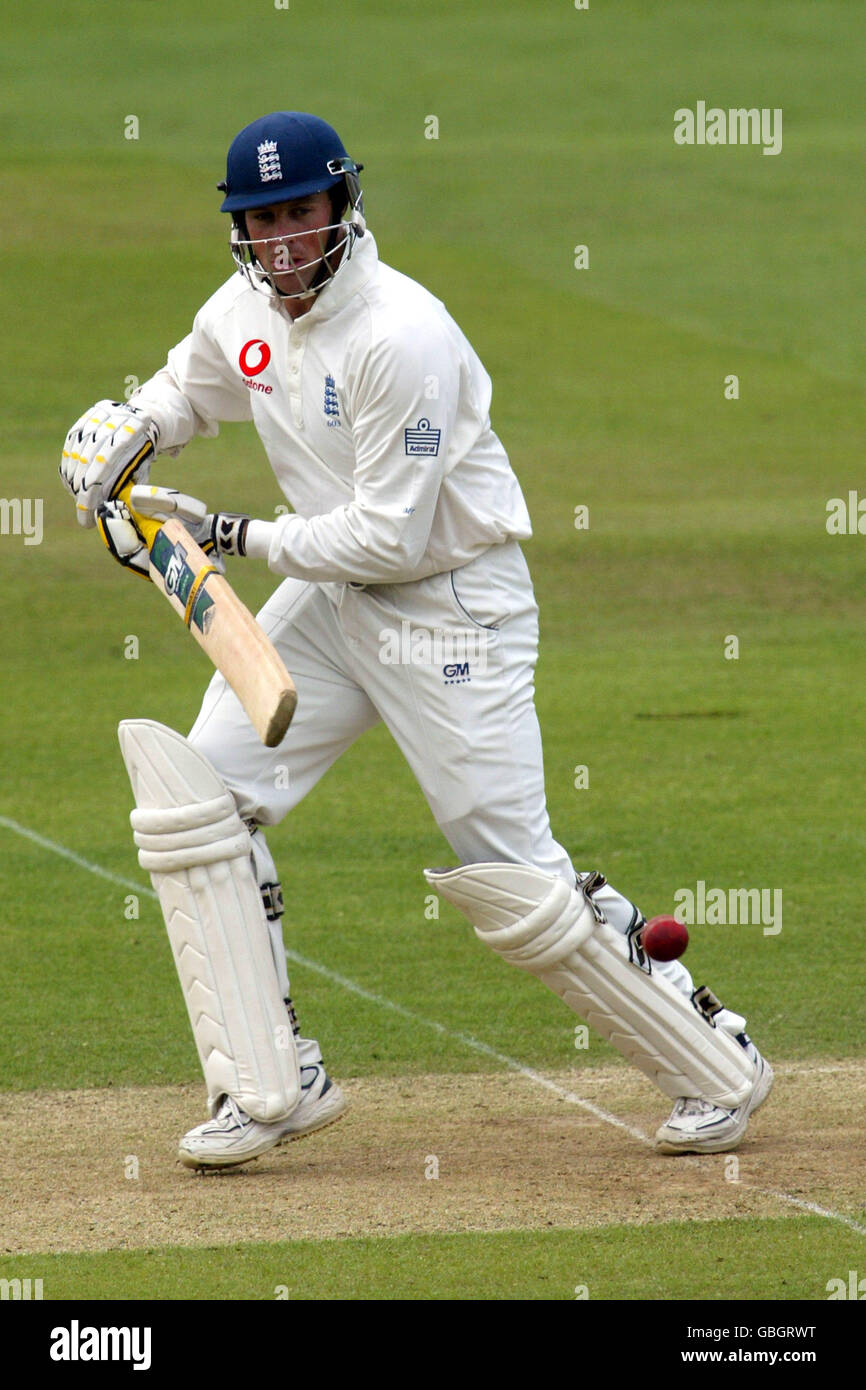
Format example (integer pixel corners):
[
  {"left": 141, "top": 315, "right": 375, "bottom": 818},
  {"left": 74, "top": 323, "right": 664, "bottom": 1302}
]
[{"left": 119, "top": 488, "right": 297, "bottom": 748}]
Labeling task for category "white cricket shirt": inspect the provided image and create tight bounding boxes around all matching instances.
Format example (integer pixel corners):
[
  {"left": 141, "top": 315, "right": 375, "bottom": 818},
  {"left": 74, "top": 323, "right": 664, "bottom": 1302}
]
[{"left": 132, "top": 229, "right": 532, "bottom": 584}]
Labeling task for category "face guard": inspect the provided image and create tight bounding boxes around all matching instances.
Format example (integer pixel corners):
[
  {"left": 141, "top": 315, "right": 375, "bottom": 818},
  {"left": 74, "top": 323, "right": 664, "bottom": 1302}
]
[
  {"left": 229, "top": 162, "right": 365, "bottom": 302},
  {"left": 229, "top": 221, "right": 348, "bottom": 301}
]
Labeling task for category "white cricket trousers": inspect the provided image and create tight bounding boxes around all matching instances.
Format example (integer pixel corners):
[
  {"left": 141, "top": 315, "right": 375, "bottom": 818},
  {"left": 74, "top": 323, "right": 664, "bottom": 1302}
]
[
  {"left": 189, "top": 541, "right": 698, "bottom": 1007},
  {"left": 190, "top": 541, "right": 574, "bottom": 868}
]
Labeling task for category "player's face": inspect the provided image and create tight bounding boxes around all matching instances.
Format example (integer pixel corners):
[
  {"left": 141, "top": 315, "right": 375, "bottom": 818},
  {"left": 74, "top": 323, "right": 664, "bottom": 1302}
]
[{"left": 244, "top": 192, "right": 340, "bottom": 300}]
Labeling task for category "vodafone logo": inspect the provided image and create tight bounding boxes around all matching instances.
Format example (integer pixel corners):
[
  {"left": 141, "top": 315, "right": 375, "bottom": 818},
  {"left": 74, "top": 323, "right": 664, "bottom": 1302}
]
[{"left": 239, "top": 339, "right": 272, "bottom": 377}]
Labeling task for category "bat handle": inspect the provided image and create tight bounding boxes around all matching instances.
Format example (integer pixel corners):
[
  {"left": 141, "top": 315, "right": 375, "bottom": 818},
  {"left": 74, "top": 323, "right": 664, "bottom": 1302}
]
[{"left": 115, "top": 481, "right": 163, "bottom": 549}]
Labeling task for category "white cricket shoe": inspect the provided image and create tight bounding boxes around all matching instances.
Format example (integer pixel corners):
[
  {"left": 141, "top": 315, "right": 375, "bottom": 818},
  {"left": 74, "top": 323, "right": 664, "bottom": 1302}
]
[
  {"left": 178, "top": 1065, "right": 347, "bottom": 1171},
  {"left": 654, "top": 1048, "right": 774, "bottom": 1155}
]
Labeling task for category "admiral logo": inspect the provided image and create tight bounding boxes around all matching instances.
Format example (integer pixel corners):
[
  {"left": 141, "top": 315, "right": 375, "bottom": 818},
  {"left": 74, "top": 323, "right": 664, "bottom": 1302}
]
[
  {"left": 239, "top": 339, "right": 273, "bottom": 394},
  {"left": 405, "top": 418, "right": 441, "bottom": 456},
  {"left": 257, "top": 139, "right": 282, "bottom": 183}
]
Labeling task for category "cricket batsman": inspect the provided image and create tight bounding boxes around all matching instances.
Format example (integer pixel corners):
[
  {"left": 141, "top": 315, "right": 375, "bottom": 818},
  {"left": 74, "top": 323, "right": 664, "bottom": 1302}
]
[{"left": 60, "top": 112, "right": 773, "bottom": 1167}]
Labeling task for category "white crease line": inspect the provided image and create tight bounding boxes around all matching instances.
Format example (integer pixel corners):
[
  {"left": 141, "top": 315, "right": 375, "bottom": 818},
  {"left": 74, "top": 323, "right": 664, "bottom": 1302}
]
[
  {"left": 755, "top": 1192, "right": 866, "bottom": 1238},
  {"left": 285, "top": 948, "right": 651, "bottom": 1145},
  {"left": 4, "top": 815, "right": 864, "bottom": 1238},
  {"left": 0, "top": 815, "right": 157, "bottom": 899},
  {"left": 0, "top": 815, "right": 647, "bottom": 1143}
]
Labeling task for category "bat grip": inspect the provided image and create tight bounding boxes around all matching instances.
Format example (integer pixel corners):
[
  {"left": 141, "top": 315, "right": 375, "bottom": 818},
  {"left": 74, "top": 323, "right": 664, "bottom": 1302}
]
[{"left": 115, "top": 481, "right": 163, "bottom": 549}]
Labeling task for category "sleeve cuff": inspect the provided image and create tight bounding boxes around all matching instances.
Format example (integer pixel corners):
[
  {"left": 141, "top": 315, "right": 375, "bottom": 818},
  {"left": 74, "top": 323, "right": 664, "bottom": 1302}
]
[{"left": 244, "top": 518, "right": 276, "bottom": 560}]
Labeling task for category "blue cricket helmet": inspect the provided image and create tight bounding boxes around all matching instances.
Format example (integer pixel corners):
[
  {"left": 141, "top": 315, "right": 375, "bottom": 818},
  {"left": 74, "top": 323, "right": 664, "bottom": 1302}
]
[
  {"left": 217, "top": 112, "right": 366, "bottom": 301},
  {"left": 218, "top": 112, "right": 362, "bottom": 214}
]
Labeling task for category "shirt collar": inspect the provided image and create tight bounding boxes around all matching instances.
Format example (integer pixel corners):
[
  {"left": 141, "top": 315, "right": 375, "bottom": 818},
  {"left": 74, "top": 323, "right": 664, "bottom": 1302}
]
[{"left": 274, "top": 228, "right": 378, "bottom": 332}]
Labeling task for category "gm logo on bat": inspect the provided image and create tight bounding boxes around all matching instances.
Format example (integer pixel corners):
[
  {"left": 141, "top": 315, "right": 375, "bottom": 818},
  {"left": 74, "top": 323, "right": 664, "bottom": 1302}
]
[
  {"left": 151, "top": 532, "right": 216, "bottom": 635},
  {"left": 163, "top": 544, "right": 187, "bottom": 599}
]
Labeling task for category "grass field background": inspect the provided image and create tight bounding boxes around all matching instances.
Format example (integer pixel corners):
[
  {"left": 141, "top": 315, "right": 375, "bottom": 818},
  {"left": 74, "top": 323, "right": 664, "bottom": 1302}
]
[{"left": 1, "top": 0, "right": 864, "bottom": 1304}]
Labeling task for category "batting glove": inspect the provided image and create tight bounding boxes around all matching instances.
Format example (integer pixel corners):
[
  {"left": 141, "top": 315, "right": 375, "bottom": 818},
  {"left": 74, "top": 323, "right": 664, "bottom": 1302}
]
[
  {"left": 61, "top": 400, "right": 159, "bottom": 529},
  {"left": 130, "top": 485, "right": 250, "bottom": 558},
  {"left": 199, "top": 512, "right": 250, "bottom": 557},
  {"left": 96, "top": 498, "right": 151, "bottom": 579},
  {"left": 95, "top": 484, "right": 183, "bottom": 581}
]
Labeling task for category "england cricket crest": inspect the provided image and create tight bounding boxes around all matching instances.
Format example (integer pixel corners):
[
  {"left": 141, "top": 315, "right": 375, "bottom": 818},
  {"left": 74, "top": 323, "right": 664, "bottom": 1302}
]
[
  {"left": 324, "top": 374, "right": 340, "bottom": 424},
  {"left": 257, "top": 140, "right": 282, "bottom": 183}
]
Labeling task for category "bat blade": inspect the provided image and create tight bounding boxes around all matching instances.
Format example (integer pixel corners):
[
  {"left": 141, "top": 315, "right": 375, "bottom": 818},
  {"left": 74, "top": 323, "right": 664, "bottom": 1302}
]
[{"left": 146, "top": 518, "right": 297, "bottom": 747}]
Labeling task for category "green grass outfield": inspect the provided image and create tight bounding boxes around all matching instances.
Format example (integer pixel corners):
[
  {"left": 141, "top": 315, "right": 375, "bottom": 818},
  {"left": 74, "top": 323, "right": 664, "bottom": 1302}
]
[
  {"left": 1, "top": 0, "right": 864, "bottom": 1308},
  {"left": 1, "top": 1217, "right": 860, "bottom": 1302}
]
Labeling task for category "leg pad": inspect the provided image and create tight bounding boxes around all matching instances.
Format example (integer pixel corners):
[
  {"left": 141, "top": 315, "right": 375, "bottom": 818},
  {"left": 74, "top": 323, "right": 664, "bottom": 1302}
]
[
  {"left": 119, "top": 719, "right": 300, "bottom": 1122},
  {"left": 425, "top": 862, "right": 754, "bottom": 1107}
]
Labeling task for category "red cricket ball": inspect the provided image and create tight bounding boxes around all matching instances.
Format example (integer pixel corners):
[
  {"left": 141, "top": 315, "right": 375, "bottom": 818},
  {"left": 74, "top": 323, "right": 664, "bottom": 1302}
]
[{"left": 641, "top": 915, "right": 689, "bottom": 961}]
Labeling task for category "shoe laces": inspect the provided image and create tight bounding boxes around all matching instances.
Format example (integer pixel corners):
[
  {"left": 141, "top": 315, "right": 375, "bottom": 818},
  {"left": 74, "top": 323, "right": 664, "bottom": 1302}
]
[
  {"left": 216, "top": 1095, "right": 247, "bottom": 1129},
  {"left": 673, "top": 1097, "right": 718, "bottom": 1119}
]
